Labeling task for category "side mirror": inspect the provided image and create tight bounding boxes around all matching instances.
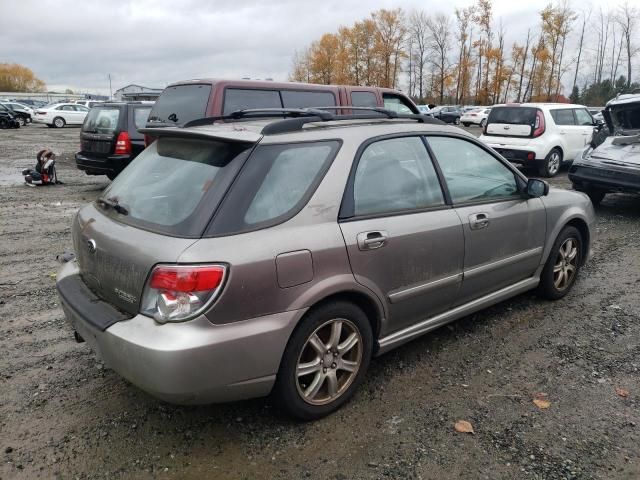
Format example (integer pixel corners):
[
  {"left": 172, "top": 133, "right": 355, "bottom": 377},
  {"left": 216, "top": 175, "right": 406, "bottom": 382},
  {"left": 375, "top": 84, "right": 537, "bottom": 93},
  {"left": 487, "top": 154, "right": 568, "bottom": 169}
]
[{"left": 526, "top": 178, "right": 549, "bottom": 197}]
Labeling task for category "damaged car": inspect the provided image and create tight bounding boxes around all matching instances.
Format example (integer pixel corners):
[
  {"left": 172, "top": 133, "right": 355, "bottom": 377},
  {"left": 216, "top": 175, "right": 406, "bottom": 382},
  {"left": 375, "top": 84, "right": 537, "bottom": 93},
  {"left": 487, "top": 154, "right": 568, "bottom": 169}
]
[{"left": 570, "top": 93, "right": 640, "bottom": 205}]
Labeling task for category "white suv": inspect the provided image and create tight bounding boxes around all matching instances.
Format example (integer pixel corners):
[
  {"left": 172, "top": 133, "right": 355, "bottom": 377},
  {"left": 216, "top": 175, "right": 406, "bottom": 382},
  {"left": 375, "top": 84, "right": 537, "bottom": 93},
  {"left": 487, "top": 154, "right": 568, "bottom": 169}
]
[{"left": 479, "top": 103, "right": 596, "bottom": 177}]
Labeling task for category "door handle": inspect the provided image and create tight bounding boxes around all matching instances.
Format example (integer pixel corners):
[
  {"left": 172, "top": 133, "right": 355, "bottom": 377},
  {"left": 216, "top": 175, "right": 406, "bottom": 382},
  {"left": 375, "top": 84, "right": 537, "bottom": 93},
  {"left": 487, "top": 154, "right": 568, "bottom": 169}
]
[
  {"left": 469, "top": 213, "right": 490, "bottom": 230},
  {"left": 356, "top": 231, "right": 388, "bottom": 250}
]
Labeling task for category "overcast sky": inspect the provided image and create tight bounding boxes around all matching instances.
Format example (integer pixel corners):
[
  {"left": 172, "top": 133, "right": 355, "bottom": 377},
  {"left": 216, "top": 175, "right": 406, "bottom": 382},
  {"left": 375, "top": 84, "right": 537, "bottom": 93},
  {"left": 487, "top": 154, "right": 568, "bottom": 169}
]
[{"left": 0, "top": 0, "right": 634, "bottom": 95}]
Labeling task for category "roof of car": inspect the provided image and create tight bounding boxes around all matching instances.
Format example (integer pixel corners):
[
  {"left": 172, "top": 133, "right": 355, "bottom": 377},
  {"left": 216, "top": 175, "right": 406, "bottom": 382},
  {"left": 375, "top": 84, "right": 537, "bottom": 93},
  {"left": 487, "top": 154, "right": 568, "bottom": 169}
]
[
  {"left": 493, "top": 102, "right": 588, "bottom": 110},
  {"left": 606, "top": 93, "right": 640, "bottom": 107},
  {"left": 141, "top": 117, "right": 469, "bottom": 145}
]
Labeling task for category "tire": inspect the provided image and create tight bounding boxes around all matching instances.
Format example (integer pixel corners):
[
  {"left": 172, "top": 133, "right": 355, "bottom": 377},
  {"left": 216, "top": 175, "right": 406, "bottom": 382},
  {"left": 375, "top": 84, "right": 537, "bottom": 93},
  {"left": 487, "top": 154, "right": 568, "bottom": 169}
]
[
  {"left": 273, "top": 301, "right": 373, "bottom": 421},
  {"left": 454, "top": 117, "right": 461, "bottom": 125},
  {"left": 538, "top": 226, "right": 583, "bottom": 300},
  {"left": 538, "top": 148, "right": 562, "bottom": 178},
  {"left": 53, "top": 117, "right": 66, "bottom": 128},
  {"left": 462, "top": 122, "right": 470, "bottom": 127},
  {"left": 0, "top": 117, "right": 7, "bottom": 129},
  {"left": 573, "top": 185, "right": 605, "bottom": 206},
  {"left": 17, "top": 117, "right": 25, "bottom": 126}
]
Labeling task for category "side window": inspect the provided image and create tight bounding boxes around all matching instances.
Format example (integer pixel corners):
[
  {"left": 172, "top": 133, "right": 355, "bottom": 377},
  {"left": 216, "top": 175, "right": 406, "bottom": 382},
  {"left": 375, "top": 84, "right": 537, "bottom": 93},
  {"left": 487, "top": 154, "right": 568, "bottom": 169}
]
[
  {"left": 427, "top": 136, "right": 518, "bottom": 203},
  {"left": 382, "top": 94, "right": 415, "bottom": 114},
  {"left": 61, "top": 105, "right": 75, "bottom": 111},
  {"left": 353, "top": 137, "right": 444, "bottom": 216},
  {"left": 574, "top": 109, "right": 593, "bottom": 126},
  {"left": 351, "top": 91, "right": 378, "bottom": 108},
  {"left": 133, "top": 108, "right": 152, "bottom": 129},
  {"left": 223, "top": 88, "right": 282, "bottom": 115},
  {"left": 75, "top": 105, "right": 89, "bottom": 112},
  {"left": 281, "top": 90, "right": 336, "bottom": 108},
  {"left": 551, "top": 109, "right": 576, "bottom": 126}
]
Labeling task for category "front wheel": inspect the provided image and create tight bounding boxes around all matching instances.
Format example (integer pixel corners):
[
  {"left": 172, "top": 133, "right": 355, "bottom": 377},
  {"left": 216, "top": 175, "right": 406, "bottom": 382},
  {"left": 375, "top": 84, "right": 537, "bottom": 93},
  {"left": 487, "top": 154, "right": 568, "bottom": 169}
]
[
  {"left": 538, "top": 226, "right": 583, "bottom": 300},
  {"left": 273, "top": 301, "right": 373, "bottom": 420},
  {"left": 53, "top": 117, "right": 66, "bottom": 128},
  {"left": 539, "top": 148, "right": 562, "bottom": 177},
  {"left": 17, "top": 117, "right": 25, "bottom": 126}
]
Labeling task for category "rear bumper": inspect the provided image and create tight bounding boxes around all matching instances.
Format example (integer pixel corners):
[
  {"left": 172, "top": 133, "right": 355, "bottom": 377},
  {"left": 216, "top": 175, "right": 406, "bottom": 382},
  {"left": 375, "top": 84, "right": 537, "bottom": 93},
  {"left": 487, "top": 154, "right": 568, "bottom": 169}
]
[
  {"left": 56, "top": 261, "right": 304, "bottom": 404},
  {"left": 484, "top": 142, "right": 547, "bottom": 166},
  {"left": 569, "top": 164, "right": 640, "bottom": 194},
  {"left": 75, "top": 152, "right": 132, "bottom": 174}
]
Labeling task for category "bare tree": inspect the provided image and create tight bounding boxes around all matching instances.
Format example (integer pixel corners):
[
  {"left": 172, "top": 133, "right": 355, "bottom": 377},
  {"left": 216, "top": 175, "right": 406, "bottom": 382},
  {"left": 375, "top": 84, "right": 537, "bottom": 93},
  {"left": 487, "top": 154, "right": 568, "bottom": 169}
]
[
  {"left": 618, "top": 1, "right": 639, "bottom": 88},
  {"left": 427, "top": 13, "right": 453, "bottom": 104},
  {"left": 408, "top": 10, "right": 430, "bottom": 100},
  {"left": 572, "top": 9, "right": 589, "bottom": 91}
]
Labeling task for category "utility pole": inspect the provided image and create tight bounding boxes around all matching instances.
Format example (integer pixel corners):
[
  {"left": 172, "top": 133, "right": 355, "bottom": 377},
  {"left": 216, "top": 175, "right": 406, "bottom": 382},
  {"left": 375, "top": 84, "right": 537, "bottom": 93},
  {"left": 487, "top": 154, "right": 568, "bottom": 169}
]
[{"left": 108, "top": 74, "right": 112, "bottom": 100}]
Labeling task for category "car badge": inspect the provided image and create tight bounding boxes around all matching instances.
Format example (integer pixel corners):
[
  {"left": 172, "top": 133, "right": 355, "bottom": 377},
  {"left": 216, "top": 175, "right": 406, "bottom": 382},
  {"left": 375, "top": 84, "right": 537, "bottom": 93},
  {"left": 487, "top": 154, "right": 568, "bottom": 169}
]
[
  {"left": 504, "top": 125, "right": 510, "bottom": 130},
  {"left": 87, "top": 239, "right": 97, "bottom": 254}
]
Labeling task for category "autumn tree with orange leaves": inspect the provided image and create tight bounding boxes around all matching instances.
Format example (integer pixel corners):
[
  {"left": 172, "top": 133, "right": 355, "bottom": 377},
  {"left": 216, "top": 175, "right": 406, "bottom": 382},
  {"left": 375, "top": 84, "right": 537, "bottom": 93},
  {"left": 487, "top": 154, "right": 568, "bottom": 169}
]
[{"left": 0, "top": 63, "right": 46, "bottom": 92}]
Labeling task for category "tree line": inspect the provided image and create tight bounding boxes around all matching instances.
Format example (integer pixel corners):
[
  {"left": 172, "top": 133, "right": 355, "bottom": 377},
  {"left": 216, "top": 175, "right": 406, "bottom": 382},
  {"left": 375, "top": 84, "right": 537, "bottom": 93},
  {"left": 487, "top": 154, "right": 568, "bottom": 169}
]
[
  {"left": 290, "top": 1, "right": 640, "bottom": 107},
  {"left": 0, "top": 63, "right": 46, "bottom": 93}
]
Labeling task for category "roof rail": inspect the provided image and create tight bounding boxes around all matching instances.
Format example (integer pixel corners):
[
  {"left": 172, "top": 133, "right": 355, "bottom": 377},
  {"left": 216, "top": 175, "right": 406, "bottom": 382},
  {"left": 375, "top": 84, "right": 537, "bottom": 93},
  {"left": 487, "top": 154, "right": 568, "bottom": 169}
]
[{"left": 183, "top": 108, "right": 333, "bottom": 128}]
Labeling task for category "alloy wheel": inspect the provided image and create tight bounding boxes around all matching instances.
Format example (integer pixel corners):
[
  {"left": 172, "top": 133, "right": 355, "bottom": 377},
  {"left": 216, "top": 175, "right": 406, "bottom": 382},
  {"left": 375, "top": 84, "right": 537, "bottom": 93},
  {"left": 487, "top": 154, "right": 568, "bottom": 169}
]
[
  {"left": 295, "top": 318, "right": 363, "bottom": 406},
  {"left": 553, "top": 238, "right": 578, "bottom": 291},
  {"left": 548, "top": 152, "right": 561, "bottom": 175},
  {"left": 54, "top": 118, "right": 64, "bottom": 128}
]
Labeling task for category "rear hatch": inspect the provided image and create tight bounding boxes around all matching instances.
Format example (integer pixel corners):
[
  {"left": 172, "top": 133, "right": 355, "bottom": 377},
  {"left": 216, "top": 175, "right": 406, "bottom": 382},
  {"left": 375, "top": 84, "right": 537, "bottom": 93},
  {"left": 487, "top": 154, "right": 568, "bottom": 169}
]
[
  {"left": 484, "top": 106, "right": 540, "bottom": 145},
  {"left": 80, "top": 105, "right": 123, "bottom": 157},
  {"left": 73, "top": 134, "right": 255, "bottom": 314}
]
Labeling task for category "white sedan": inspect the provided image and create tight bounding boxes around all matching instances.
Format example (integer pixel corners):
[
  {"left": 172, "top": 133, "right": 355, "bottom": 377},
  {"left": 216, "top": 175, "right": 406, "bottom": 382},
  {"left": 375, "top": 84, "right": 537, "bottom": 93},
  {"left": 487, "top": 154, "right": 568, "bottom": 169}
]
[
  {"left": 461, "top": 107, "right": 492, "bottom": 127},
  {"left": 33, "top": 103, "right": 89, "bottom": 128}
]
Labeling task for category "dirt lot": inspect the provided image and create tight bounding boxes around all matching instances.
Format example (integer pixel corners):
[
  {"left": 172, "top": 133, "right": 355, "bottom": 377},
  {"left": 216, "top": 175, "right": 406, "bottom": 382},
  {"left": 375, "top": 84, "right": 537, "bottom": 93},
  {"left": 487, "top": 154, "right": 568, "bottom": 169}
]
[{"left": 1, "top": 124, "right": 639, "bottom": 480}]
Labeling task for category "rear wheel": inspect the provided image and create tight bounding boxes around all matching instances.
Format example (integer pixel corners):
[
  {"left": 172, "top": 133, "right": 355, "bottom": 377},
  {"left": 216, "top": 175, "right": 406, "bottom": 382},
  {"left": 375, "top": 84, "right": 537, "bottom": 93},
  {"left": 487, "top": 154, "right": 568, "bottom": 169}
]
[
  {"left": 462, "top": 122, "right": 470, "bottom": 127},
  {"left": 0, "top": 117, "right": 8, "bottom": 129},
  {"left": 273, "top": 301, "right": 373, "bottom": 420},
  {"left": 539, "top": 148, "right": 562, "bottom": 177},
  {"left": 53, "top": 117, "right": 65, "bottom": 128},
  {"left": 538, "top": 226, "right": 583, "bottom": 300}
]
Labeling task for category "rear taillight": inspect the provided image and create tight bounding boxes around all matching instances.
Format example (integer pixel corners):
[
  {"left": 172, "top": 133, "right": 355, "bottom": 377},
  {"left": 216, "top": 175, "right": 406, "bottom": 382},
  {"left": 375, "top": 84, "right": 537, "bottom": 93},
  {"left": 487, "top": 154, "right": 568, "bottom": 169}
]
[
  {"left": 532, "top": 110, "right": 545, "bottom": 138},
  {"left": 140, "top": 264, "right": 227, "bottom": 323},
  {"left": 144, "top": 134, "right": 156, "bottom": 147},
  {"left": 114, "top": 131, "right": 132, "bottom": 155}
]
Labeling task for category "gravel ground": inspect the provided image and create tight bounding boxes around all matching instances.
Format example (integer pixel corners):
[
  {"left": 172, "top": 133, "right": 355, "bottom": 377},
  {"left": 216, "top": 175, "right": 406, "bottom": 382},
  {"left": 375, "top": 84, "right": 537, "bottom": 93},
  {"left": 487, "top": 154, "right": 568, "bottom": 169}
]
[{"left": 1, "top": 124, "right": 639, "bottom": 480}]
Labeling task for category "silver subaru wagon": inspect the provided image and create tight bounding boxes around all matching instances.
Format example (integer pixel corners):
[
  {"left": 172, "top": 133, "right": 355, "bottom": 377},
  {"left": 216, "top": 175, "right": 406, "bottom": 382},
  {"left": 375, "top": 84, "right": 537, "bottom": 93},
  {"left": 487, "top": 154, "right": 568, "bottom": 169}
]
[{"left": 57, "top": 108, "right": 595, "bottom": 420}]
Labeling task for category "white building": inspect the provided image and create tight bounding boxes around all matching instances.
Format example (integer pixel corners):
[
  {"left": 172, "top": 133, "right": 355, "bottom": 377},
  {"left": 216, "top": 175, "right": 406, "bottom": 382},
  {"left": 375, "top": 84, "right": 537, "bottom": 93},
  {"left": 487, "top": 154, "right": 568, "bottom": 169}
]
[{"left": 113, "top": 84, "right": 163, "bottom": 101}]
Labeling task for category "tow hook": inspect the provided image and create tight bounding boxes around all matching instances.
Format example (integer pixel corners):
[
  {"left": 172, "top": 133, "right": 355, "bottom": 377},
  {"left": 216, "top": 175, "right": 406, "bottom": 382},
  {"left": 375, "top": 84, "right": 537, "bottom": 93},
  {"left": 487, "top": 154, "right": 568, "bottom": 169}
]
[
  {"left": 56, "top": 251, "right": 76, "bottom": 264},
  {"left": 74, "top": 331, "right": 85, "bottom": 343}
]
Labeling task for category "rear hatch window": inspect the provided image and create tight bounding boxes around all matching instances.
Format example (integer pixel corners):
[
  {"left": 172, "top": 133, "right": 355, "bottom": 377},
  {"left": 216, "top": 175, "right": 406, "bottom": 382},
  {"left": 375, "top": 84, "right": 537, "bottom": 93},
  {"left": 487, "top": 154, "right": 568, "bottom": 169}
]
[
  {"left": 147, "top": 84, "right": 212, "bottom": 126},
  {"left": 486, "top": 107, "right": 537, "bottom": 137},
  {"left": 83, "top": 107, "right": 120, "bottom": 133},
  {"left": 80, "top": 107, "right": 122, "bottom": 155},
  {"left": 99, "top": 137, "right": 252, "bottom": 237},
  {"left": 606, "top": 101, "right": 640, "bottom": 135}
]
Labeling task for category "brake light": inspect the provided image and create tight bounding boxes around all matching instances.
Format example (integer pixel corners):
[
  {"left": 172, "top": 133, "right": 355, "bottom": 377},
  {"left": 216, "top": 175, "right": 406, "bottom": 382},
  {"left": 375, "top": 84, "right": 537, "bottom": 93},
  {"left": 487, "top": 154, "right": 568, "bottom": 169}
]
[
  {"left": 141, "top": 264, "right": 227, "bottom": 322},
  {"left": 114, "top": 131, "right": 132, "bottom": 155},
  {"left": 144, "top": 134, "right": 156, "bottom": 147},
  {"left": 532, "top": 110, "right": 545, "bottom": 138}
]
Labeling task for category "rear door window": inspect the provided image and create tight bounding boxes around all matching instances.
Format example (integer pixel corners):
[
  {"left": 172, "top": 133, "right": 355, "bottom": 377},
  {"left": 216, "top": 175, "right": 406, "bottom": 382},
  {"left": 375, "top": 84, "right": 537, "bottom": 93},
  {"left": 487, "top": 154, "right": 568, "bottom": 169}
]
[
  {"left": 148, "top": 84, "right": 212, "bottom": 126},
  {"left": 133, "top": 107, "right": 152, "bottom": 130},
  {"left": 100, "top": 137, "right": 252, "bottom": 237},
  {"left": 551, "top": 109, "right": 576, "bottom": 125},
  {"left": 351, "top": 91, "right": 378, "bottom": 108},
  {"left": 210, "top": 141, "right": 340, "bottom": 235},
  {"left": 223, "top": 88, "right": 282, "bottom": 115},
  {"left": 83, "top": 107, "right": 121, "bottom": 133},
  {"left": 281, "top": 90, "right": 336, "bottom": 108}
]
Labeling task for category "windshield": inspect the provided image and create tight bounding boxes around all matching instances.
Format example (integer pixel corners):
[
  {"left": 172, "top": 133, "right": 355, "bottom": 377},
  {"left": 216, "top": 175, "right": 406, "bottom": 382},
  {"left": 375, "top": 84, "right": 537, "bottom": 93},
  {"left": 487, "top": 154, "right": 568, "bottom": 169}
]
[
  {"left": 608, "top": 103, "right": 640, "bottom": 135},
  {"left": 488, "top": 107, "right": 537, "bottom": 125},
  {"left": 147, "top": 84, "right": 211, "bottom": 126},
  {"left": 99, "top": 137, "right": 252, "bottom": 237},
  {"left": 83, "top": 107, "right": 120, "bottom": 133}
]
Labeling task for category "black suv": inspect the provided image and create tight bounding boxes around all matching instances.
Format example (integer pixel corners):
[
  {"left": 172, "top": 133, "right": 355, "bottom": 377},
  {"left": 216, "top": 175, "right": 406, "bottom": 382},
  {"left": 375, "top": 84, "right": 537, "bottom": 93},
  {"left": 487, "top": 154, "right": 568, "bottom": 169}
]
[
  {"left": 76, "top": 102, "right": 153, "bottom": 180},
  {"left": 0, "top": 104, "right": 20, "bottom": 129}
]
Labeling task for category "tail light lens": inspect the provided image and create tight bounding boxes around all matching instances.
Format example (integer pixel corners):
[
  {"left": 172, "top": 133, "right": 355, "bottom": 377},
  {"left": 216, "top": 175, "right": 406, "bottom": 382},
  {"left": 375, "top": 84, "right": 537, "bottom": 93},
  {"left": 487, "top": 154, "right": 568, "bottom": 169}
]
[
  {"left": 532, "top": 110, "right": 545, "bottom": 138},
  {"left": 114, "top": 131, "right": 132, "bottom": 155},
  {"left": 141, "top": 264, "right": 227, "bottom": 323}
]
